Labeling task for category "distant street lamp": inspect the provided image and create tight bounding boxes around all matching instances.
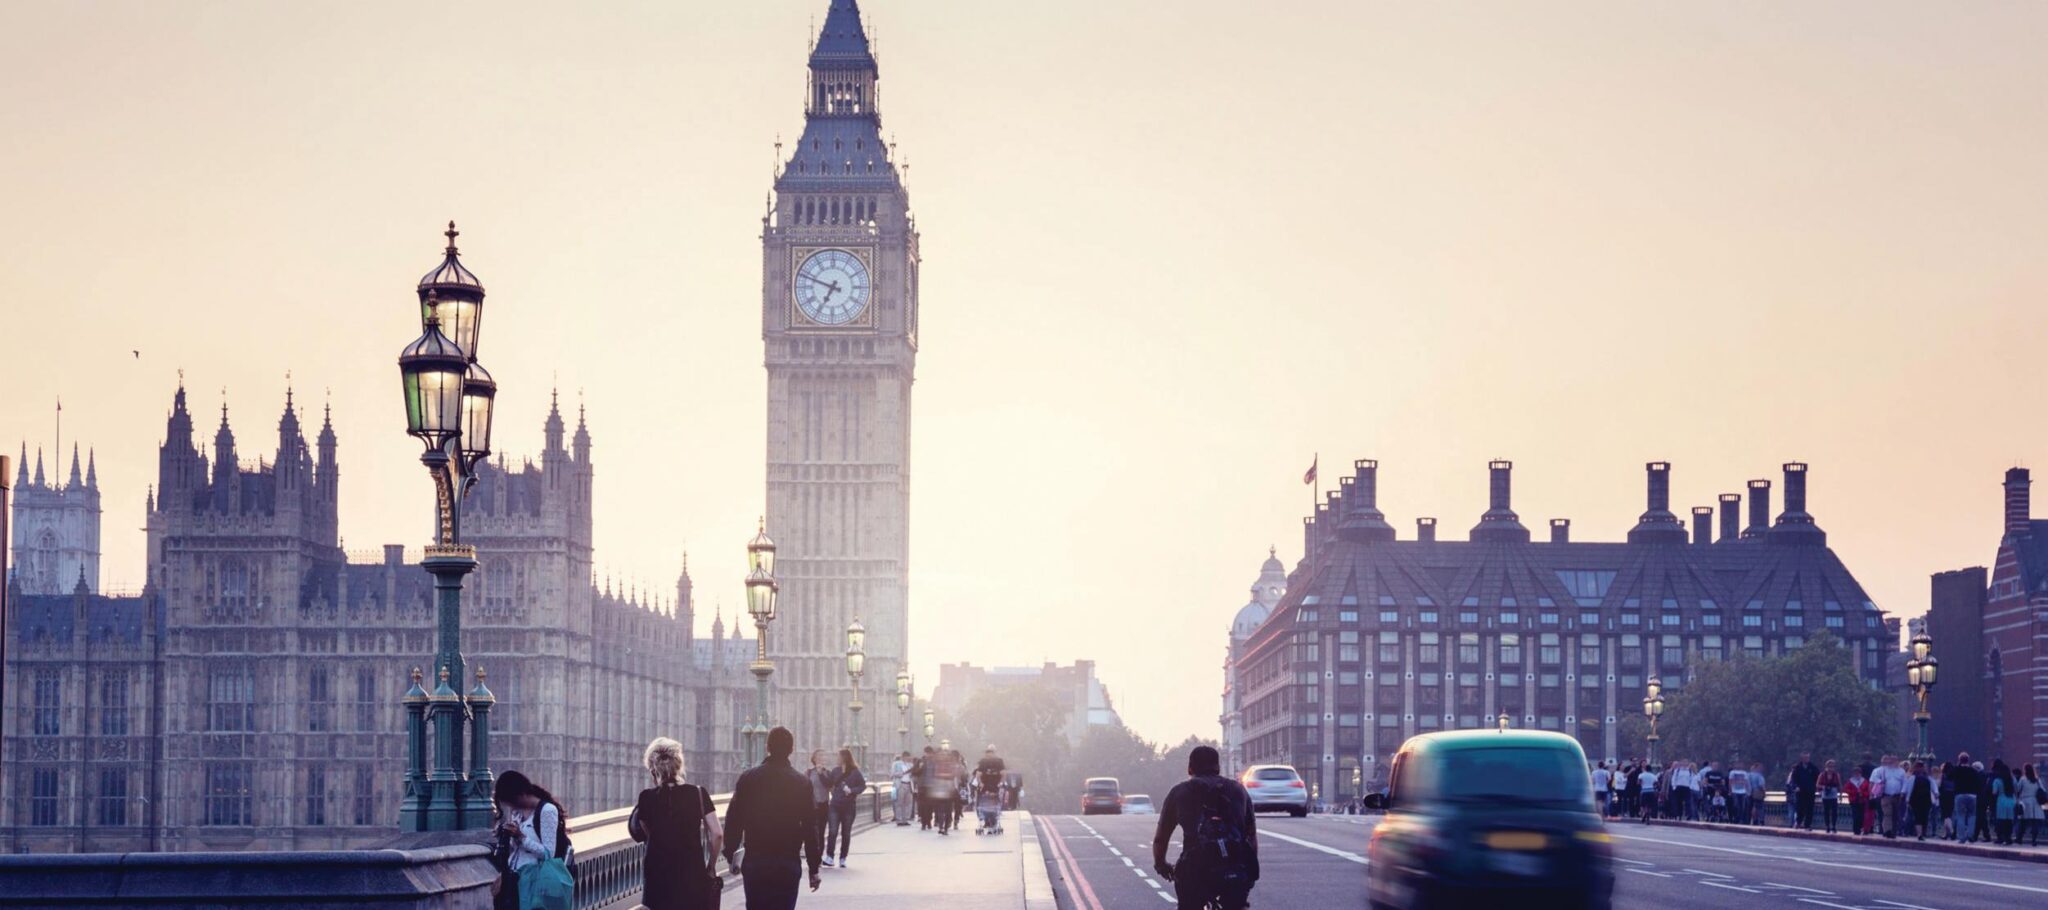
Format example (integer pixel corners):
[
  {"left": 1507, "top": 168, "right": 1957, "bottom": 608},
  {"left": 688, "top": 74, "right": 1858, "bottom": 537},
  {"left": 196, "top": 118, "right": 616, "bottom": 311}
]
[
  {"left": 1497, "top": 712, "right": 1510, "bottom": 733},
  {"left": 396, "top": 223, "right": 498, "bottom": 832},
  {"left": 1643, "top": 676, "right": 1666, "bottom": 767},
  {"left": 846, "top": 617, "right": 868, "bottom": 770},
  {"left": 923, "top": 707, "right": 935, "bottom": 744},
  {"left": 743, "top": 520, "right": 780, "bottom": 767},
  {"left": 895, "top": 669, "right": 913, "bottom": 755},
  {"left": 1907, "top": 632, "right": 1938, "bottom": 764}
]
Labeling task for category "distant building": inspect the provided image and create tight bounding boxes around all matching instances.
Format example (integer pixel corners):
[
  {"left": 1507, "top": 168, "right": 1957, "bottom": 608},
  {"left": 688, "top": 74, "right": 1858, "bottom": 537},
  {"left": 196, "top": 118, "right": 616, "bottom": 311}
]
[
  {"left": 9, "top": 443, "right": 101, "bottom": 596},
  {"left": 1234, "top": 459, "right": 1893, "bottom": 804},
  {"left": 1222, "top": 549, "right": 1288, "bottom": 774},
  {"left": 1926, "top": 467, "right": 2048, "bottom": 767},
  {"left": 932, "top": 661, "right": 1120, "bottom": 746}
]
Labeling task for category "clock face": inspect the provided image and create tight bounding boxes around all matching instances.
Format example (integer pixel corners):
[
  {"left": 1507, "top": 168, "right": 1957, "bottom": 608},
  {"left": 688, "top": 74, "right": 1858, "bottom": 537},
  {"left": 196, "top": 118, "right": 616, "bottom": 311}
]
[{"left": 794, "top": 249, "right": 872, "bottom": 326}]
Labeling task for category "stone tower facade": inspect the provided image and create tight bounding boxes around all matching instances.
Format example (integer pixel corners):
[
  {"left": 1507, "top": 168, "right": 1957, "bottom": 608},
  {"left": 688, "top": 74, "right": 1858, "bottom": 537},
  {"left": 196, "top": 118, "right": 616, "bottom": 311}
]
[
  {"left": 761, "top": 0, "right": 919, "bottom": 757},
  {"left": 9, "top": 443, "right": 102, "bottom": 595}
]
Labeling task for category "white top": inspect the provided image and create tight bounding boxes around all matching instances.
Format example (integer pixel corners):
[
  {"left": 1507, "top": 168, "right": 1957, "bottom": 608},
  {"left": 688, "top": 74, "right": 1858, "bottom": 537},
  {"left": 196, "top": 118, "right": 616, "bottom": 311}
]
[
  {"left": 1671, "top": 768, "right": 1695, "bottom": 788},
  {"left": 504, "top": 801, "right": 564, "bottom": 871},
  {"left": 1591, "top": 768, "right": 1612, "bottom": 792},
  {"left": 893, "top": 758, "right": 914, "bottom": 785},
  {"left": 1640, "top": 770, "right": 1659, "bottom": 789},
  {"left": 1728, "top": 772, "right": 1750, "bottom": 794}
]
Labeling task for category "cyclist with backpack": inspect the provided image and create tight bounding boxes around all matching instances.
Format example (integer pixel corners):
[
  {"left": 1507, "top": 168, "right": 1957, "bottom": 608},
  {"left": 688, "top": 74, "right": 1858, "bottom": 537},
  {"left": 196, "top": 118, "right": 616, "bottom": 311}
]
[{"left": 1151, "top": 745, "right": 1259, "bottom": 910}]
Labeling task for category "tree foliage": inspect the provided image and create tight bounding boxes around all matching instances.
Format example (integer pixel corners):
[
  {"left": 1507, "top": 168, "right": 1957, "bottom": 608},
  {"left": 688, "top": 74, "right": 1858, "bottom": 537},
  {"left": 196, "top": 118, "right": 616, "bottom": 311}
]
[
  {"left": 1616, "top": 632, "right": 1899, "bottom": 775},
  {"left": 930, "top": 681, "right": 1218, "bottom": 812}
]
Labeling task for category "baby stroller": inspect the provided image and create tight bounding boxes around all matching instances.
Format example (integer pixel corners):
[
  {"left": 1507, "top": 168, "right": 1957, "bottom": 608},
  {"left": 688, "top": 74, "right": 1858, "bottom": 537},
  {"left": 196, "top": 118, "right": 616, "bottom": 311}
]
[{"left": 975, "top": 770, "right": 1007, "bottom": 835}]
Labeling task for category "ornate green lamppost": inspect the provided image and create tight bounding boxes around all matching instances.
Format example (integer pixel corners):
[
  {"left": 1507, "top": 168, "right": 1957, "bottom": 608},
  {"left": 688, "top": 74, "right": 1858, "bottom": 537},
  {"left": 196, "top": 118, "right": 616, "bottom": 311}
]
[
  {"left": 923, "top": 707, "right": 935, "bottom": 745},
  {"left": 397, "top": 222, "right": 499, "bottom": 832},
  {"left": 1643, "top": 676, "right": 1665, "bottom": 768},
  {"left": 743, "top": 521, "right": 779, "bottom": 767},
  {"left": 846, "top": 618, "right": 867, "bottom": 770},
  {"left": 1907, "top": 632, "right": 1937, "bottom": 764}
]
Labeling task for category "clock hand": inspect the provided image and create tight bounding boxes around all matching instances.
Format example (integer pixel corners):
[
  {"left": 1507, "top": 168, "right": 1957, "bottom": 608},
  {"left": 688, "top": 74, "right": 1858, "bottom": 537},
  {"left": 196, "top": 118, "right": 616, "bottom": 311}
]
[{"left": 800, "top": 273, "right": 837, "bottom": 290}]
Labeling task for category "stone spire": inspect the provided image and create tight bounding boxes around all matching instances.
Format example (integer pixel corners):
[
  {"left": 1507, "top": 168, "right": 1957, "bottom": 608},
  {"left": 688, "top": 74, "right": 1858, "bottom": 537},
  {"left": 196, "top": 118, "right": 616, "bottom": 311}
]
[
  {"left": 66, "top": 445, "right": 82, "bottom": 489},
  {"left": 543, "top": 387, "right": 566, "bottom": 454},
  {"left": 14, "top": 443, "right": 26, "bottom": 488},
  {"left": 85, "top": 448, "right": 97, "bottom": 489},
  {"left": 33, "top": 447, "right": 45, "bottom": 487}
]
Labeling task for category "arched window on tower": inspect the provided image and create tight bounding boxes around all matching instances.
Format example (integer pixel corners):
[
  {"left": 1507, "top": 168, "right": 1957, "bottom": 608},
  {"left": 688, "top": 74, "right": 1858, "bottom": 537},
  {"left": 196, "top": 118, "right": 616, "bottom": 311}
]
[{"left": 220, "top": 558, "right": 251, "bottom": 615}]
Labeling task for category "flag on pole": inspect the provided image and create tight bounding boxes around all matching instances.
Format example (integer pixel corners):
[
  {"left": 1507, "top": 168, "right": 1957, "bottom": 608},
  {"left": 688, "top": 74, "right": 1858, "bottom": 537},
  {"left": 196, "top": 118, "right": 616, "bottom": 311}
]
[{"left": 1303, "top": 455, "right": 1318, "bottom": 486}]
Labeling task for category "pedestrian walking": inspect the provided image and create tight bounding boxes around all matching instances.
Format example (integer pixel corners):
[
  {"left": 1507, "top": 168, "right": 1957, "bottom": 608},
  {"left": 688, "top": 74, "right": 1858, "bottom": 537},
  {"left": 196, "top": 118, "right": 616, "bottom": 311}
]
[
  {"left": 1991, "top": 759, "right": 2019, "bottom": 845},
  {"left": 1976, "top": 761, "right": 1994, "bottom": 843},
  {"left": 1591, "top": 761, "right": 1613, "bottom": 818},
  {"left": 492, "top": 770, "right": 574, "bottom": 910},
  {"left": 825, "top": 749, "right": 865, "bottom": 868},
  {"left": 2016, "top": 764, "right": 2044, "bottom": 847},
  {"left": 1908, "top": 761, "right": 1933, "bottom": 842},
  {"left": 1638, "top": 764, "right": 1659, "bottom": 822},
  {"left": 629, "top": 737, "right": 723, "bottom": 910},
  {"left": 1671, "top": 761, "right": 1696, "bottom": 822},
  {"left": 723, "top": 727, "right": 823, "bottom": 910},
  {"left": 1747, "top": 764, "right": 1767, "bottom": 825},
  {"left": 1817, "top": 760, "right": 1842, "bottom": 834},
  {"left": 891, "top": 752, "right": 914, "bottom": 826},
  {"left": 1727, "top": 760, "right": 1751, "bottom": 824},
  {"left": 1844, "top": 766, "right": 1871, "bottom": 836},
  {"left": 1791, "top": 753, "right": 1820, "bottom": 830},
  {"left": 805, "top": 751, "right": 835, "bottom": 865},
  {"left": 1951, "top": 754, "right": 1981, "bottom": 844},
  {"left": 915, "top": 746, "right": 937, "bottom": 830},
  {"left": 1937, "top": 763, "right": 1957, "bottom": 840}
]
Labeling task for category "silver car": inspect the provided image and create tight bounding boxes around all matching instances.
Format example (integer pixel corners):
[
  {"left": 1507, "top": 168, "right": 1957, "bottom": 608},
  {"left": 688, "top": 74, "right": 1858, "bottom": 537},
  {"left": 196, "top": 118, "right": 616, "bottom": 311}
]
[
  {"left": 1123, "top": 794, "right": 1157, "bottom": 815},
  {"left": 1241, "top": 764, "right": 1309, "bottom": 816}
]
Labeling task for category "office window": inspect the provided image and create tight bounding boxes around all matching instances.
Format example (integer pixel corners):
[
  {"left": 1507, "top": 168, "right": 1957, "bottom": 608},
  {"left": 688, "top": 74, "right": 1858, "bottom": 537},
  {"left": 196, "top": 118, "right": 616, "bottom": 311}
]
[
  {"left": 1702, "top": 614, "right": 1722, "bottom": 628},
  {"left": 99, "top": 671, "right": 130, "bottom": 737},
  {"left": 1620, "top": 635, "right": 1643, "bottom": 666},
  {"left": 1826, "top": 615, "right": 1844, "bottom": 629},
  {"left": 1699, "top": 635, "right": 1724, "bottom": 662},
  {"left": 1579, "top": 612, "right": 1601, "bottom": 626},
  {"left": 1378, "top": 632, "right": 1401, "bottom": 664},
  {"left": 1619, "top": 612, "right": 1641, "bottom": 627},
  {"left": 31, "top": 768, "right": 61, "bottom": 826},
  {"left": 1377, "top": 610, "right": 1398, "bottom": 623},
  {"left": 1459, "top": 611, "right": 1479, "bottom": 625},
  {"left": 305, "top": 769, "right": 327, "bottom": 825},
  {"left": 1555, "top": 570, "right": 1617, "bottom": 601},
  {"left": 1501, "top": 611, "right": 1521, "bottom": 625},
  {"left": 1338, "top": 643, "right": 1361, "bottom": 663},
  {"left": 1340, "top": 610, "right": 1359, "bottom": 624},
  {"left": 33, "top": 670, "right": 62, "bottom": 736},
  {"left": 1660, "top": 635, "right": 1684, "bottom": 667},
  {"left": 1458, "top": 633, "right": 1480, "bottom": 665},
  {"left": 98, "top": 768, "right": 128, "bottom": 826},
  {"left": 1538, "top": 633, "right": 1562, "bottom": 666},
  {"left": 1418, "top": 632, "right": 1441, "bottom": 665},
  {"left": 1499, "top": 633, "right": 1522, "bottom": 665},
  {"left": 1578, "top": 634, "right": 1602, "bottom": 666},
  {"left": 307, "top": 665, "right": 332, "bottom": 732},
  {"left": 1743, "top": 635, "right": 1765, "bottom": 659},
  {"left": 1783, "top": 636, "right": 1804, "bottom": 650},
  {"left": 1660, "top": 613, "right": 1680, "bottom": 627},
  {"left": 1419, "top": 611, "right": 1440, "bottom": 625},
  {"left": 1784, "top": 614, "right": 1805, "bottom": 628},
  {"left": 206, "top": 763, "right": 254, "bottom": 826},
  {"left": 1540, "top": 612, "right": 1559, "bottom": 626},
  {"left": 209, "top": 667, "right": 256, "bottom": 732}
]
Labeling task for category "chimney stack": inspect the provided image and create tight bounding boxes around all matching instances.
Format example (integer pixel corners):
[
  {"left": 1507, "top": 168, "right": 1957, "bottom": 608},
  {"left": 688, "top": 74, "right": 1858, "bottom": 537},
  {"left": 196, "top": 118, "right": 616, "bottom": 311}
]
[
  {"left": 1743, "top": 479, "right": 1771, "bottom": 539},
  {"left": 1717, "top": 494, "right": 1741, "bottom": 543},
  {"left": 2006, "top": 467, "right": 2032, "bottom": 540},
  {"left": 1550, "top": 518, "right": 1571, "bottom": 544},
  {"left": 1417, "top": 517, "right": 1437, "bottom": 543},
  {"left": 1338, "top": 459, "right": 1396, "bottom": 543},
  {"left": 1628, "top": 461, "right": 1687, "bottom": 543},
  {"left": 1471, "top": 460, "right": 1530, "bottom": 542},
  {"left": 1770, "top": 462, "right": 1825, "bottom": 544},
  {"left": 1692, "top": 507, "right": 1713, "bottom": 545}
]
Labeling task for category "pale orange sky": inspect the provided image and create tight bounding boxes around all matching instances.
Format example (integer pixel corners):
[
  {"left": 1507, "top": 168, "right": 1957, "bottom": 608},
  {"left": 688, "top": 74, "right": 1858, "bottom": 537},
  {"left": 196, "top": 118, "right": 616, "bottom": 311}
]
[{"left": 4, "top": 1, "right": 2046, "bottom": 744}]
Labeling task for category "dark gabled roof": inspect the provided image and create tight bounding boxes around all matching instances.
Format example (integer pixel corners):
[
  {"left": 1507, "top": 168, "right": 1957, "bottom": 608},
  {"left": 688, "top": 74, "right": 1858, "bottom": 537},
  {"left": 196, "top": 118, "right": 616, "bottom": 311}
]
[
  {"left": 2009, "top": 520, "right": 2048, "bottom": 595},
  {"left": 810, "top": 0, "right": 874, "bottom": 65},
  {"left": 13, "top": 592, "right": 151, "bottom": 645},
  {"left": 777, "top": 116, "right": 900, "bottom": 191}
]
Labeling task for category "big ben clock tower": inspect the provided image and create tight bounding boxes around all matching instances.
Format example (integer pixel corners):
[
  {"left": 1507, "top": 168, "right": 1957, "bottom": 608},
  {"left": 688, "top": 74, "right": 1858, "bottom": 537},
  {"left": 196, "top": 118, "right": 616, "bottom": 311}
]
[{"left": 762, "top": 0, "right": 918, "bottom": 756}]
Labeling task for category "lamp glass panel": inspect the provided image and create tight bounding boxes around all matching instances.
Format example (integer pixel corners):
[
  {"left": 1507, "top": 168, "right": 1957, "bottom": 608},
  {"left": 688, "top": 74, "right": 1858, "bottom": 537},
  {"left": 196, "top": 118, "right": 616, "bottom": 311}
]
[
  {"left": 403, "top": 371, "right": 426, "bottom": 436},
  {"left": 1921, "top": 661, "right": 1936, "bottom": 685},
  {"left": 1907, "top": 664, "right": 1921, "bottom": 686},
  {"left": 425, "top": 294, "right": 483, "bottom": 361},
  {"left": 462, "top": 382, "right": 495, "bottom": 459},
  {"left": 848, "top": 625, "right": 866, "bottom": 651},
  {"left": 847, "top": 650, "right": 866, "bottom": 677}
]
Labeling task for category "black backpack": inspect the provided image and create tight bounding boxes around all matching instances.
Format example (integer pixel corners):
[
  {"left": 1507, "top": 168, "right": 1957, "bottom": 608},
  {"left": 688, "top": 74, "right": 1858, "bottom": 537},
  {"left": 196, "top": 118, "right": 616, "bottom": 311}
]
[{"left": 1186, "top": 780, "right": 1252, "bottom": 887}]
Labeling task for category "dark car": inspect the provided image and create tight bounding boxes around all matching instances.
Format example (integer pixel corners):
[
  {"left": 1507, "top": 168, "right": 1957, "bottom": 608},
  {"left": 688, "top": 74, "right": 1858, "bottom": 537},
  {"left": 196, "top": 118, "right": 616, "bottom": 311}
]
[
  {"left": 1366, "top": 730, "right": 1613, "bottom": 910},
  {"left": 1081, "top": 777, "right": 1123, "bottom": 815}
]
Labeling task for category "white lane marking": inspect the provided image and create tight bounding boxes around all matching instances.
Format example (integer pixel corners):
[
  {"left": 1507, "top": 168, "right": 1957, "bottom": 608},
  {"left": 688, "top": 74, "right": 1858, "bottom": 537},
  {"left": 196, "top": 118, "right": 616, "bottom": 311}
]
[
  {"left": 1156, "top": 892, "right": 1175, "bottom": 904},
  {"left": 1626, "top": 868, "right": 1674, "bottom": 878},
  {"left": 1121, "top": 857, "right": 1134, "bottom": 867},
  {"left": 1132, "top": 867, "right": 1148, "bottom": 878},
  {"left": 1259, "top": 829, "right": 1368, "bottom": 864},
  {"left": 1702, "top": 881, "right": 1761, "bottom": 894},
  {"left": 1681, "top": 868, "right": 1734, "bottom": 878},
  {"left": 1764, "top": 882, "right": 1835, "bottom": 894},
  {"left": 1614, "top": 857, "right": 1656, "bottom": 866},
  {"left": 1109, "top": 847, "right": 1123, "bottom": 857},
  {"left": 1145, "top": 879, "right": 1161, "bottom": 890},
  {"left": 1875, "top": 901, "right": 1944, "bottom": 910},
  {"left": 1609, "top": 833, "right": 2048, "bottom": 896},
  {"left": 1796, "top": 899, "right": 1864, "bottom": 910}
]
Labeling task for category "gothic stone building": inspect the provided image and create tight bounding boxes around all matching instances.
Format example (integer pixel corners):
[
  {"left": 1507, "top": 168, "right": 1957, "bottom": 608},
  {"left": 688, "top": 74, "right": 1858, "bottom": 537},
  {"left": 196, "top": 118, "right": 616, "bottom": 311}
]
[
  {"left": 2, "top": 382, "right": 754, "bottom": 852},
  {"left": 9, "top": 444, "right": 102, "bottom": 596},
  {"left": 1233, "top": 459, "right": 1892, "bottom": 804},
  {"left": 762, "top": 0, "right": 919, "bottom": 756},
  {"left": 1924, "top": 468, "right": 2048, "bottom": 768}
]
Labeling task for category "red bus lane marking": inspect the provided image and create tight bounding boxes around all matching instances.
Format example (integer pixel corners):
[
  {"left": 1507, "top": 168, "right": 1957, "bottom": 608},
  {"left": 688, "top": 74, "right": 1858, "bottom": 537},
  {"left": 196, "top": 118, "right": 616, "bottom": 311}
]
[{"left": 1042, "top": 817, "right": 1107, "bottom": 910}]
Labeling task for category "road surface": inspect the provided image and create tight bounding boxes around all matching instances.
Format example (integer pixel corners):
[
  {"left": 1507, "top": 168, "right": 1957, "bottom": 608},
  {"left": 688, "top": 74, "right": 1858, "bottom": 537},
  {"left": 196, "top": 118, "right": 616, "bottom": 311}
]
[{"left": 1035, "top": 812, "right": 2048, "bottom": 910}]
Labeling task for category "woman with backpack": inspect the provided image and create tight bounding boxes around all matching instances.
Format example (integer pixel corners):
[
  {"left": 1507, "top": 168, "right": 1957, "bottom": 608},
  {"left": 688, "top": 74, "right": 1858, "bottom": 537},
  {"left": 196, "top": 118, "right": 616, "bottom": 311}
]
[
  {"left": 493, "top": 770, "right": 573, "bottom": 910},
  {"left": 825, "top": 748, "right": 866, "bottom": 868},
  {"left": 629, "top": 737, "right": 723, "bottom": 910}
]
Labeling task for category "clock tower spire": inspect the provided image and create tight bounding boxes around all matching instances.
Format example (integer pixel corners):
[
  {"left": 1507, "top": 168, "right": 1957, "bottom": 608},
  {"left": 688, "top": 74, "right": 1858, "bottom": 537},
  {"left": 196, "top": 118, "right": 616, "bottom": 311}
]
[{"left": 761, "top": 0, "right": 920, "bottom": 756}]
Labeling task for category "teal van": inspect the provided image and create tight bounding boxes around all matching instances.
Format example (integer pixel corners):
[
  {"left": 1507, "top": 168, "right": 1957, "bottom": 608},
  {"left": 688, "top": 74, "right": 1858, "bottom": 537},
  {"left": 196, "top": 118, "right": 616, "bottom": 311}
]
[{"left": 1365, "top": 730, "right": 1613, "bottom": 910}]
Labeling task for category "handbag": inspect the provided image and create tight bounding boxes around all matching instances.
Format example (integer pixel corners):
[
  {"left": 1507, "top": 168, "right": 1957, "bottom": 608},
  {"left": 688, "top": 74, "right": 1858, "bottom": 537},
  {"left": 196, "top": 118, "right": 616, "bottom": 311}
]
[{"left": 518, "top": 804, "right": 575, "bottom": 910}]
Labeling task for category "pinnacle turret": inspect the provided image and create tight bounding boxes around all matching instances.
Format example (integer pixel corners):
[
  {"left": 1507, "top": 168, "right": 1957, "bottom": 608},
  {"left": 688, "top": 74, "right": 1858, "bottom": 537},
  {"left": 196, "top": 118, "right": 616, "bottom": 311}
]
[
  {"left": 33, "top": 447, "right": 45, "bottom": 487},
  {"left": 14, "top": 444, "right": 27, "bottom": 487},
  {"left": 85, "top": 449, "right": 97, "bottom": 489}
]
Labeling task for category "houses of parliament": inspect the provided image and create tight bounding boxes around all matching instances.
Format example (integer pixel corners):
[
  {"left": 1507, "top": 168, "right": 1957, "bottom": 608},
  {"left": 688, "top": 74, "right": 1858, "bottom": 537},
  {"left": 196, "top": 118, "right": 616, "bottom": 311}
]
[{"left": 2, "top": 373, "right": 754, "bottom": 854}]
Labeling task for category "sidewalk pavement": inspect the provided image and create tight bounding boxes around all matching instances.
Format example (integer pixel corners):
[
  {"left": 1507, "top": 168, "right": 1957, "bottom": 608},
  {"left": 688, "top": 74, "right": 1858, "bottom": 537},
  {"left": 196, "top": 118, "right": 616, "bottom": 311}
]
[
  {"left": 1640, "top": 817, "right": 2048, "bottom": 864},
  {"left": 720, "top": 810, "right": 1055, "bottom": 910}
]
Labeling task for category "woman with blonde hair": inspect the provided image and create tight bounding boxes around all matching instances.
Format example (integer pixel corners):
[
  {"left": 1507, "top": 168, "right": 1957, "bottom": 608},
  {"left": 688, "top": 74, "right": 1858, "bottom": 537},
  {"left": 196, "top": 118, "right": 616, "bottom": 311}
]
[{"left": 630, "top": 737, "right": 723, "bottom": 909}]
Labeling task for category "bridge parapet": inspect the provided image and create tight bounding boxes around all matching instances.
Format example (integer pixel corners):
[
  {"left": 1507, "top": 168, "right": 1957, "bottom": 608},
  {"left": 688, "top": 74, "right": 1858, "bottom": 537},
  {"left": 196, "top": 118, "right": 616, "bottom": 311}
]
[{"left": 0, "top": 783, "right": 896, "bottom": 910}]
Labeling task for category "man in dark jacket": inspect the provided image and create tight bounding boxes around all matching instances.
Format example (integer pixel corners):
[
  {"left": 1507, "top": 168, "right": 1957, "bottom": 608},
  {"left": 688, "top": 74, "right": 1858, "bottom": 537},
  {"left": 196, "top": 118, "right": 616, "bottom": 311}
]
[
  {"left": 1791, "top": 753, "right": 1821, "bottom": 830},
  {"left": 1152, "top": 746, "right": 1258, "bottom": 910},
  {"left": 724, "top": 727, "right": 822, "bottom": 910}
]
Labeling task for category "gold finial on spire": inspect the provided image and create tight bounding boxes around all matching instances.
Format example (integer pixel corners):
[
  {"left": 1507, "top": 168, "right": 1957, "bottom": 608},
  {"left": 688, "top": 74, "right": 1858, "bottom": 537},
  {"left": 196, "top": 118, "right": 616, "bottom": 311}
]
[{"left": 411, "top": 666, "right": 424, "bottom": 684}]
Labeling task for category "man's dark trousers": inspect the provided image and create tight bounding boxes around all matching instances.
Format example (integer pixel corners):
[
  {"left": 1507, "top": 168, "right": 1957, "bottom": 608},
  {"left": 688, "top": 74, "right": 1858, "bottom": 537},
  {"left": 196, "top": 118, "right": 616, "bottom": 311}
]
[
  {"left": 1172, "top": 873, "right": 1249, "bottom": 910},
  {"left": 741, "top": 855, "right": 802, "bottom": 910},
  {"left": 1796, "top": 789, "right": 1816, "bottom": 829}
]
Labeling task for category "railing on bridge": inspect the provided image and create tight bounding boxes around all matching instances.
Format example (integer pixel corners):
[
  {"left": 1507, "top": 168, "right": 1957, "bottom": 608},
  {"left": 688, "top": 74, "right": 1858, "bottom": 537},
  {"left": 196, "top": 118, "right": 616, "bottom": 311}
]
[{"left": 571, "top": 781, "right": 896, "bottom": 910}]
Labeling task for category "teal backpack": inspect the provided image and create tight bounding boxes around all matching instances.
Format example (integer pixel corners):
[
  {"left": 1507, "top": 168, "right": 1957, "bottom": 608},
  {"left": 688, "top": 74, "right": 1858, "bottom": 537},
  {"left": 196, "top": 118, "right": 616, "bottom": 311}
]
[{"left": 518, "top": 803, "right": 575, "bottom": 910}]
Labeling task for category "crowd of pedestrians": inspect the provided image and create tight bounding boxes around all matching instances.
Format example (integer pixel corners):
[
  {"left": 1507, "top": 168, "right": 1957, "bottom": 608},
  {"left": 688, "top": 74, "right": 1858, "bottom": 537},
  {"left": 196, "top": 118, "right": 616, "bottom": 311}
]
[{"left": 1588, "top": 752, "right": 2047, "bottom": 847}]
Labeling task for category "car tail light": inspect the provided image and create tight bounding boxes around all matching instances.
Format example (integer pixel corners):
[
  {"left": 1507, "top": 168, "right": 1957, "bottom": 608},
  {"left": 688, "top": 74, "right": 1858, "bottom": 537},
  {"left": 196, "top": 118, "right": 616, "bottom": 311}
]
[{"left": 1289, "top": 780, "right": 1305, "bottom": 789}]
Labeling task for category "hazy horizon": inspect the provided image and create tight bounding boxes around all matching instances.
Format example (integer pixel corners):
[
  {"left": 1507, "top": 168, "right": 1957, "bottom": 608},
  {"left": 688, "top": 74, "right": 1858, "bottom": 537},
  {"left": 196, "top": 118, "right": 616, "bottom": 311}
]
[{"left": 6, "top": 1, "right": 2048, "bottom": 745}]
